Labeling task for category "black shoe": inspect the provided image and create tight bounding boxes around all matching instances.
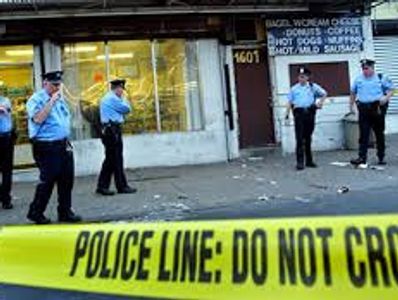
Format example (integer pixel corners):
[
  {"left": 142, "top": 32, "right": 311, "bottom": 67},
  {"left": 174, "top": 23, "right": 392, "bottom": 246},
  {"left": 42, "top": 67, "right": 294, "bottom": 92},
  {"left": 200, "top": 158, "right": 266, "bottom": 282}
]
[
  {"left": 378, "top": 159, "right": 387, "bottom": 165},
  {"left": 96, "top": 188, "right": 116, "bottom": 196},
  {"left": 2, "top": 202, "right": 13, "bottom": 210},
  {"left": 118, "top": 186, "right": 137, "bottom": 194},
  {"left": 58, "top": 211, "right": 82, "bottom": 223},
  {"left": 350, "top": 158, "right": 366, "bottom": 166},
  {"left": 296, "top": 164, "right": 304, "bottom": 171},
  {"left": 27, "top": 212, "right": 51, "bottom": 225},
  {"left": 306, "top": 161, "right": 318, "bottom": 168}
]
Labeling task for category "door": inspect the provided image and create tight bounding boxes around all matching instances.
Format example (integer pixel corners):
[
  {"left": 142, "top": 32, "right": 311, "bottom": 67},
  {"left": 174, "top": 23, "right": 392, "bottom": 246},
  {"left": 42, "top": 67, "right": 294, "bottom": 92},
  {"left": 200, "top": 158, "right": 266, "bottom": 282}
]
[{"left": 233, "top": 46, "right": 275, "bottom": 148}]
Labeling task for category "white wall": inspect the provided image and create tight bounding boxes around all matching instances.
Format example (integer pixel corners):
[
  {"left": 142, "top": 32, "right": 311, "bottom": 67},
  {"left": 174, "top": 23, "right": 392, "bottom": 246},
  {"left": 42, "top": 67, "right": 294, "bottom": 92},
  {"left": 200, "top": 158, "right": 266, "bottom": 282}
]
[{"left": 270, "top": 16, "right": 375, "bottom": 154}]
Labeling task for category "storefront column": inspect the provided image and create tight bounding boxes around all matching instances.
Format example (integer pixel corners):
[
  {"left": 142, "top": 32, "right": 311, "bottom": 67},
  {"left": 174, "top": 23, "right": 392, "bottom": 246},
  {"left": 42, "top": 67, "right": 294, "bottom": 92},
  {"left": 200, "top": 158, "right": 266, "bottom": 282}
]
[
  {"left": 42, "top": 39, "right": 61, "bottom": 72},
  {"left": 33, "top": 45, "right": 42, "bottom": 90}
]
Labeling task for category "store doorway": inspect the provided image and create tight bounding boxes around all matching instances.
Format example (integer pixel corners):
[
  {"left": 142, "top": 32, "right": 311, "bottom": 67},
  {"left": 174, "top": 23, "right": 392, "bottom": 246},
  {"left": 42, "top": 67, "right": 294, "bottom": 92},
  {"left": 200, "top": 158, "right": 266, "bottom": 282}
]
[{"left": 233, "top": 46, "right": 275, "bottom": 148}]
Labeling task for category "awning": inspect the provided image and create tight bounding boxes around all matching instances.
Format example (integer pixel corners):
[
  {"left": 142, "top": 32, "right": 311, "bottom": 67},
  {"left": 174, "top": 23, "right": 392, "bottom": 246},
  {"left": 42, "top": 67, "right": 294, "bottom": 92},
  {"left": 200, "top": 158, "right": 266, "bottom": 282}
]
[{"left": 0, "top": 0, "right": 375, "bottom": 20}]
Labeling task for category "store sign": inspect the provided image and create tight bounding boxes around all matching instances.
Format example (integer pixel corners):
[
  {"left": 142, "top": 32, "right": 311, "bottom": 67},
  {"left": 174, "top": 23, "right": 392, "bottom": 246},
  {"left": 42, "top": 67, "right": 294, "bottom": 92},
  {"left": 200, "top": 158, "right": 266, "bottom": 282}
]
[{"left": 266, "top": 17, "right": 364, "bottom": 56}]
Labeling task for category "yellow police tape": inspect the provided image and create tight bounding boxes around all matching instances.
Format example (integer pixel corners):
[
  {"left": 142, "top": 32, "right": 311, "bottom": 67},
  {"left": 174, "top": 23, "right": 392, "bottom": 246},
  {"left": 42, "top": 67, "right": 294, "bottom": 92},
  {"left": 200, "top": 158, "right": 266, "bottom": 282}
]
[{"left": 0, "top": 214, "right": 397, "bottom": 299}]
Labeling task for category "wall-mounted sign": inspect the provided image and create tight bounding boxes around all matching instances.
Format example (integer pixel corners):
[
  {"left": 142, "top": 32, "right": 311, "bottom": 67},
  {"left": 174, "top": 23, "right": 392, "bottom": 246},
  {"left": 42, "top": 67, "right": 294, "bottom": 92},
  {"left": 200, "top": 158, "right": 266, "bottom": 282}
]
[
  {"left": 266, "top": 17, "right": 364, "bottom": 56},
  {"left": 233, "top": 49, "right": 260, "bottom": 64}
]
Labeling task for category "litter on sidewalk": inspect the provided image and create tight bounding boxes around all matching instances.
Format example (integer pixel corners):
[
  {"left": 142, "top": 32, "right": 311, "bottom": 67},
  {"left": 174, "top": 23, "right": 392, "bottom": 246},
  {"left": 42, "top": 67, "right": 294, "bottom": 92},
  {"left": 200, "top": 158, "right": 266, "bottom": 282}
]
[
  {"left": 337, "top": 186, "right": 350, "bottom": 194},
  {"left": 294, "top": 196, "right": 311, "bottom": 203},
  {"left": 248, "top": 157, "right": 264, "bottom": 162},
  {"left": 258, "top": 195, "right": 270, "bottom": 201},
  {"left": 370, "top": 166, "right": 385, "bottom": 171},
  {"left": 357, "top": 163, "right": 369, "bottom": 169},
  {"left": 330, "top": 161, "right": 350, "bottom": 167}
]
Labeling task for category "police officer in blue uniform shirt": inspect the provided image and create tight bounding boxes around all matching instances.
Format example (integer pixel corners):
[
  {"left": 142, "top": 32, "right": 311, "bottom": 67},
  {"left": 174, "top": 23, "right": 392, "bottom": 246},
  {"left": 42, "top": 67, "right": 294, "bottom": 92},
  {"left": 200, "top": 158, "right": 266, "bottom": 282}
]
[
  {"left": 286, "top": 67, "right": 328, "bottom": 170},
  {"left": 96, "top": 79, "right": 137, "bottom": 196},
  {"left": 0, "top": 95, "right": 15, "bottom": 210},
  {"left": 350, "top": 59, "right": 394, "bottom": 166},
  {"left": 26, "top": 71, "right": 82, "bottom": 224}
]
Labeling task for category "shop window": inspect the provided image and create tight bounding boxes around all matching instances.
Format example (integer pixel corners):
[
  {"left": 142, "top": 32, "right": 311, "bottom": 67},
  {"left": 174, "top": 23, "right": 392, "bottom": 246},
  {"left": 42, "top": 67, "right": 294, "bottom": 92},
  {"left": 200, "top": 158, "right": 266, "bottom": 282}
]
[
  {"left": 155, "top": 40, "right": 202, "bottom": 132},
  {"left": 62, "top": 42, "right": 106, "bottom": 139},
  {"left": 289, "top": 62, "right": 350, "bottom": 97},
  {"left": 0, "top": 45, "right": 34, "bottom": 145},
  {"left": 108, "top": 40, "right": 157, "bottom": 134},
  {"left": 62, "top": 39, "right": 203, "bottom": 139}
]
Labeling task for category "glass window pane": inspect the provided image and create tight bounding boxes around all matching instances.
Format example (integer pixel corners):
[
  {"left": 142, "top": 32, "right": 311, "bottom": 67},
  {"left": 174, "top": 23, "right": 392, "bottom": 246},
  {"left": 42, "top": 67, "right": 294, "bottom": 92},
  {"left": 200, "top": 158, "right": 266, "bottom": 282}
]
[
  {"left": 156, "top": 40, "right": 185, "bottom": 132},
  {"left": 62, "top": 42, "right": 106, "bottom": 139},
  {"left": 185, "top": 41, "right": 203, "bottom": 131},
  {"left": 0, "top": 45, "right": 34, "bottom": 145},
  {"left": 108, "top": 40, "right": 157, "bottom": 134}
]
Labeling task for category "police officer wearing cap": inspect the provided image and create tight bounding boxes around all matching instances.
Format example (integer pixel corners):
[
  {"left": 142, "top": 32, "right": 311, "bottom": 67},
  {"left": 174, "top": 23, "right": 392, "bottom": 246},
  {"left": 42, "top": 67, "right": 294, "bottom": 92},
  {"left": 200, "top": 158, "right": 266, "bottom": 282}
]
[
  {"left": 286, "top": 67, "right": 328, "bottom": 170},
  {"left": 0, "top": 95, "right": 15, "bottom": 210},
  {"left": 26, "top": 70, "right": 82, "bottom": 224},
  {"left": 350, "top": 59, "right": 394, "bottom": 166},
  {"left": 96, "top": 79, "right": 136, "bottom": 196}
]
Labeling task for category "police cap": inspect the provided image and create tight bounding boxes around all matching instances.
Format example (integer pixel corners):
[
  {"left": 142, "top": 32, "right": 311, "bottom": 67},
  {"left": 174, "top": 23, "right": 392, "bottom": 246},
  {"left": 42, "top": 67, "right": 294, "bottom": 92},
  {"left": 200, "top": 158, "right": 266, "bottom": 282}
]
[
  {"left": 42, "top": 70, "right": 63, "bottom": 84},
  {"left": 360, "top": 59, "right": 375, "bottom": 68},
  {"left": 110, "top": 79, "right": 126, "bottom": 89},
  {"left": 298, "top": 66, "right": 311, "bottom": 76}
]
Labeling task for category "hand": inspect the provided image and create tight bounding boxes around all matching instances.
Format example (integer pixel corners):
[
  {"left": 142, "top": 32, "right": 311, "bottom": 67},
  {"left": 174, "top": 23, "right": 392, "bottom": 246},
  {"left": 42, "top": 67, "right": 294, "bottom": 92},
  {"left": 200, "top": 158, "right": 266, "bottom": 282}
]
[
  {"left": 284, "top": 112, "right": 290, "bottom": 125},
  {"left": 50, "top": 91, "right": 60, "bottom": 104},
  {"left": 316, "top": 101, "right": 323, "bottom": 109},
  {"left": 380, "top": 96, "right": 388, "bottom": 105},
  {"left": 349, "top": 102, "right": 356, "bottom": 114}
]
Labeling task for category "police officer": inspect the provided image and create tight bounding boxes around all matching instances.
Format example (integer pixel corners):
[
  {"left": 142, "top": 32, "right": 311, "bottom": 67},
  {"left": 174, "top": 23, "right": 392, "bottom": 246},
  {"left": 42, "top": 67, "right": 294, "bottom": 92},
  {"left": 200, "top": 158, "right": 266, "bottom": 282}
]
[
  {"left": 26, "top": 71, "right": 82, "bottom": 224},
  {"left": 96, "top": 79, "right": 136, "bottom": 196},
  {"left": 350, "top": 59, "right": 394, "bottom": 166},
  {"left": 285, "top": 67, "right": 328, "bottom": 170},
  {"left": 0, "top": 95, "right": 15, "bottom": 210}
]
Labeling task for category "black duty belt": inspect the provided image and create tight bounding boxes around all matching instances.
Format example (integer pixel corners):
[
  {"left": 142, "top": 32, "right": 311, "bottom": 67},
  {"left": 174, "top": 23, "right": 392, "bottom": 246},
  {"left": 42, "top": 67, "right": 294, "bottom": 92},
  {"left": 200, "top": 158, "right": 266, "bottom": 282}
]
[
  {"left": 32, "top": 138, "right": 68, "bottom": 147},
  {"left": 293, "top": 105, "right": 316, "bottom": 113},
  {"left": 0, "top": 131, "right": 11, "bottom": 138},
  {"left": 357, "top": 101, "right": 380, "bottom": 108},
  {"left": 102, "top": 122, "right": 121, "bottom": 128}
]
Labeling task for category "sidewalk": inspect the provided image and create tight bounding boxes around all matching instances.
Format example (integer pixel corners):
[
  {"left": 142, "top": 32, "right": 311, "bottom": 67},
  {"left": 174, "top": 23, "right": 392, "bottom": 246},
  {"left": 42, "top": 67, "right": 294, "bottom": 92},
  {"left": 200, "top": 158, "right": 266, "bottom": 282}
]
[{"left": 2, "top": 134, "right": 398, "bottom": 225}]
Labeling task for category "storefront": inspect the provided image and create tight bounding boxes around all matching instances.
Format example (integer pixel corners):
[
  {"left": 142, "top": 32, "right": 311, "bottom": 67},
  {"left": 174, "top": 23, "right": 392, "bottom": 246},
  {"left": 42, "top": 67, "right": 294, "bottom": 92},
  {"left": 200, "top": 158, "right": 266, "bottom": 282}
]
[
  {"left": 0, "top": 1, "right": 371, "bottom": 177},
  {"left": 0, "top": 13, "right": 239, "bottom": 176},
  {"left": 40, "top": 38, "right": 235, "bottom": 176},
  {"left": 266, "top": 15, "right": 375, "bottom": 153}
]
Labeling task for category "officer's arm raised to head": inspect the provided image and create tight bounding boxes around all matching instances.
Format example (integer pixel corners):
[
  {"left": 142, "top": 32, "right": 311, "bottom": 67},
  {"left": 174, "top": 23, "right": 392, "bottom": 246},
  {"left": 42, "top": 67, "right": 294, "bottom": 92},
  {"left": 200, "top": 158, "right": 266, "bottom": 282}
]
[
  {"left": 29, "top": 92, "right": 59, "bottom": 124},
  {"left": 110, "top": 96, "right": 131, "bottom": 114}
]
